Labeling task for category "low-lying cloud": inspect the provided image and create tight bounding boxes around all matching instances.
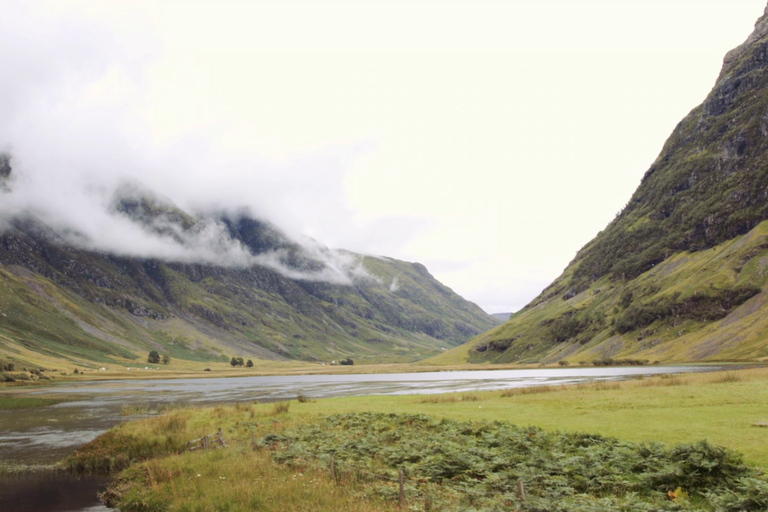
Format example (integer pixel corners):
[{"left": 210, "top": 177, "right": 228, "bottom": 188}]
[{"left": 0, "top": 2, "right": 382, "bottom": 286}]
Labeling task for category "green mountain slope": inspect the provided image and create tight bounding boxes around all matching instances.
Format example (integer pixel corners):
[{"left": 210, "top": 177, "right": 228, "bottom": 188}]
[
  {"left": 433, "top": 5, "right": 768, "bottom": 365},
  {"left": 0, "top": 180, "right": 494, "bottom": 368}
]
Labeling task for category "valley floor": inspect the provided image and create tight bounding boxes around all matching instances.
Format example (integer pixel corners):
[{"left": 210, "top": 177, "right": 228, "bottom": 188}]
[{"left": 64, "top": 366, "right": 768, "bottom": 511}]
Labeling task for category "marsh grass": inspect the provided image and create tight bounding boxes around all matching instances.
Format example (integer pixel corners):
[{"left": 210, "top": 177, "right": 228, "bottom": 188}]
[
  {"left": 710, "top": 371, "right": 743, "bottom": 383},
  {"left": 499, "top": 384, "right": 560, "bottom": 397},
  {"left": 271, "top": 402, "right": 290, "bottom": 415},
  {"left": 419, "top": 392, "right": 482, "bottom": 403},
  {"left": 106, "top": 448, "right": 395, "bottom": 512},
  {"left": 0, "top": 396, "right": 65, "bottom": 410},
  {"left": 576, "top": 380, "right": 622, "bottom": 391},
  {"left": 121, "top": 404, "right": 177, "bottom": 416},
  {"left": 639, "top": 375, "right": 685, "bottom": 387}
]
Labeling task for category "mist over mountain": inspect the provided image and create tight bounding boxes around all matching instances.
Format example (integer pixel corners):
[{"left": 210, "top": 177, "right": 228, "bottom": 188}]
[
  {"left": 0, "top": 151, "right": 496, "bottom": 367},
  {"left": 433, "top": 4, "right": 768, "bottom": 365}
]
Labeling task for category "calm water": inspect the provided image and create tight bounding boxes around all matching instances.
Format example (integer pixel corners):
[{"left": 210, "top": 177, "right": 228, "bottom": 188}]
[{"left": 0, "top": 365, "right": 733, "bottom": 511}]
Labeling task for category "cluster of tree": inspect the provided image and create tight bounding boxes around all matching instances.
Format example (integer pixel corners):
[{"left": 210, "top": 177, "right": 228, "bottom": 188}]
[
  {"left": 230, "top": 357, "right": 254, "bottom": 368},
  {"left": 339, "top": 357, "right": 354, "bottom": 366},
  {"left": 147, "top": 351, "right": 170, "bottom": 364}
]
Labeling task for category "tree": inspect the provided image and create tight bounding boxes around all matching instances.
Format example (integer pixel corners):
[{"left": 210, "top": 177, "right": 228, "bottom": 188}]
[
  {"left": 340, "top": 357, "right": 354, "bottom": 366},
  {"left": 230, "top": 357, "right": 238, "bottom": 367},
  {"left": 236, "top": 357, "right": 244, "bottom": 367},
  {"left": 246, "top": 359, "right": 254, "bottom": 368},
  {"left": 162, "top": 354, "right": 170, "bottom": 365},
  {"left": 148, "top": 351, "right": 160, "bottom": 364}
]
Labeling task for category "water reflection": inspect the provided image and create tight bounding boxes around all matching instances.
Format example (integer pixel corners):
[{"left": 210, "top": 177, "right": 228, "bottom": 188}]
[{"left": 0, "top": 472, "right": 109, "bottom": 512}]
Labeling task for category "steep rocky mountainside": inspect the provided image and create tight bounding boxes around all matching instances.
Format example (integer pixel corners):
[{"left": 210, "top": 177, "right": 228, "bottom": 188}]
[
  {"left": 0, "top": 171, "right": 495, "bottom": 368},
  {"left": 432, "top": 5, "right": 768, "bottom": 365}
]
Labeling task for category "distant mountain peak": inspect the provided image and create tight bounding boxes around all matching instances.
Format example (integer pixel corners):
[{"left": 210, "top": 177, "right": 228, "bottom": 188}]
[{"left": 720, "top": 4, "right": 768, "bottom": 83}]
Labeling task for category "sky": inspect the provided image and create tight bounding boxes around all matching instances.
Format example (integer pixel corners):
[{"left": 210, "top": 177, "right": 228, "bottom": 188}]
[{"left": 1, "top": 0, "right": 766, "bottom": 314}]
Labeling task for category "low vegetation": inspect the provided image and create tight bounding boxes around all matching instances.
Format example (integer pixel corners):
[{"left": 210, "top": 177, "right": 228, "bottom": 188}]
[
  {"left": 0, "top": 395, "right": 66, "bottom": 410},
  {"left": 261, "top": 412, "right": 768, "bottom": 511},
  {"left": 62, "top": 367, "right": 768, "bottom": 511}
]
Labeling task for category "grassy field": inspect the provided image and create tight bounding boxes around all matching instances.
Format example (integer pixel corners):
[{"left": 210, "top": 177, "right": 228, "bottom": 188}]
[{"left": 65, "top": 366, "right": 768, "bottom": 511}]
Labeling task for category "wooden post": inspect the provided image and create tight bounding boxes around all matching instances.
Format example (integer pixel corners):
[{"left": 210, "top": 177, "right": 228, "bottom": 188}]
[
  {"left": 203, "top": 435, "right": 209, "bottom": 450},
  {"left": 399, "top": 468, "right": 405, "bottom": 507},
  {"left": 517, "top": 478, "right": 526, "bottom": 501},
  {"left": 330, "top": 453, "right": 336, "bottom": 481},
  {"left": 218, "top": 428, "right": 227, "bottom": 447}
]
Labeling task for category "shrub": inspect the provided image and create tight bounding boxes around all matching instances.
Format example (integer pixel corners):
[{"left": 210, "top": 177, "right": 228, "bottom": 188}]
[{"left": 147, "top": 351, "right": 160, "bottom": 364}]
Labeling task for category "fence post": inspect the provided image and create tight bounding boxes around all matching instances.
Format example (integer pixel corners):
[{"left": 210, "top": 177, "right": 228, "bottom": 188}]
[
  {"left": 517, "top": 478, "right": 526, "bottom": 501},
  {"left": 399, "top": 468, "right": 405, "bottom": 507},
  {"left": 218, "top": 427, "right": 227, "bottom": 447},
  {"left": 203, "top": 435, "right": 209, "bottom": 450},
  {"left": 330, "top": 453, "right": 336, "bottom": 481}
]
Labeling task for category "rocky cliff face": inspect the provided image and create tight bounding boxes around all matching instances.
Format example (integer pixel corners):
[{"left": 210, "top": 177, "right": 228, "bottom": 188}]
[{"left": 432, "top": 3, "right": 768, "bottom": 365}]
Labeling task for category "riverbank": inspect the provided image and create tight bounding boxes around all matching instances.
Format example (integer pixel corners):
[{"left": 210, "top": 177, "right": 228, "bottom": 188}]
[
  {"left": 2, "top": 356, "right": 756, "bottom": 390},
  {"left": 67, "top": 366, "right": 768, "bottom": 511}
]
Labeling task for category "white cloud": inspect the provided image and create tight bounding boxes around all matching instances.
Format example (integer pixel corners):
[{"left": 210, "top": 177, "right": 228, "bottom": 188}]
[{"left": 1, "top": 0, "right": 766, "bottom": 312}]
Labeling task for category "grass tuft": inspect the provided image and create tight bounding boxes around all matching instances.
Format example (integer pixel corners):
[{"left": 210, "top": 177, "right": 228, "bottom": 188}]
[{"left": 271, "top": 402, "right": 290, "bottom": 415}]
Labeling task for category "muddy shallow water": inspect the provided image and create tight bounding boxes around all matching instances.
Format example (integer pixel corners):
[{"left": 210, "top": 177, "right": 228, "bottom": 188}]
[{"left": 0, "top": 365, "right": 735, "bottom": 511}]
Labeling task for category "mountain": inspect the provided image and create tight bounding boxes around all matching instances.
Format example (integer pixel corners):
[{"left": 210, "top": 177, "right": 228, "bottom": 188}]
[
  {"left": 433, "top": 5, "right": 768, "bottom": 365},
  {"left": 0, "top": 167, "right": 495, "bottom": 369}
]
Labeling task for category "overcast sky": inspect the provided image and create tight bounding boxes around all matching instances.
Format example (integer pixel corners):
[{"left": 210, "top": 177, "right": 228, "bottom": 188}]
[{"left": 2, "top": 0, "right": 766, "bottom": 314}]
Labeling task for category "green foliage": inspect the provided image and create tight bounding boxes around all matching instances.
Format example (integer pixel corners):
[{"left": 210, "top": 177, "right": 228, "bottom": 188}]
[
  {"left": 340, "top": 357, "right": 354, "bottom": 366},
  {"left": 543, "top": 310, "right": 605, "bottom": 344},
  {"left": 66, "top": 410, "right": 193, "bottom": 474},
  {"left": 0, "top": 396, "right": 65, "bottom": 410},
  {"left": 614, "top": 286, "right": 760, "bottom": 334},
  {"left": 245, "top": 359, "right": 253, "bottom": 368},
  {"left": 261, "top": 412, "right": 768, "bottom": 511},
  {"left": 147, "top": 351, "right": 160, "bottom": 364}
]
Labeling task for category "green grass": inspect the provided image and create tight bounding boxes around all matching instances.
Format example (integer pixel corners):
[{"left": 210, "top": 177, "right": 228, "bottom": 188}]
[
  {"left": 105, "top": 448, "right": 395, "bottom": 512},
  {"left": 285, "top": 368, "right": 768, "bottom": 468},
  {"left": 65, "top": 367, "right": 768, "bottom": 511},
  {"left": 259, "top": 412, "right": 765, "bottom": 511},
  {"left": 0, "top": 396, "right": 66, "bottom": 410}
]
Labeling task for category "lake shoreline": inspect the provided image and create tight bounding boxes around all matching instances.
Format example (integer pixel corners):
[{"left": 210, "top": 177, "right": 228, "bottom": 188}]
[{"left": 1, "top": 359, "right": 760, "bottom": 391}]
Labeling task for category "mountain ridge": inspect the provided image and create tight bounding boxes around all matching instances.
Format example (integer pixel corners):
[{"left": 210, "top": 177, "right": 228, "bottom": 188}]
[
  {"left": 0, "top": 164, "right": 495, "bottom": 370},
  {"left": 431, "top": 3, "right": 768, "bottom": 366}
]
